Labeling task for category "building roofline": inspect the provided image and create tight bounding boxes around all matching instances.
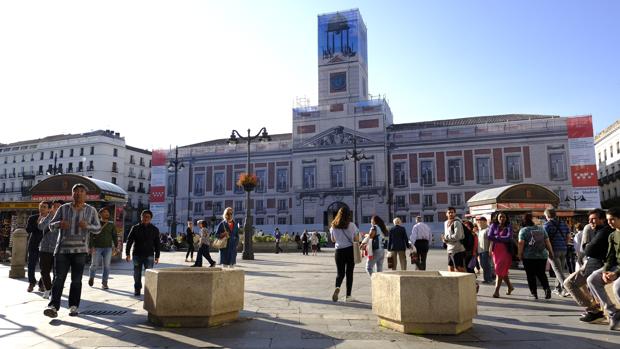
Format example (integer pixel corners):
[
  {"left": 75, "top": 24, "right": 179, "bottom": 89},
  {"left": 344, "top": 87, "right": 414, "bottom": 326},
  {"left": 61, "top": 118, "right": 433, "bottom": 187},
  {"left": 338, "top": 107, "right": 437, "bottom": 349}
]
[
  {"left": 390, "top": 114, "right": 560, "bottom": 131},
  {"left": 595, "top": 119, "right": 620, "bottom": 143},
  {"left": 1, "top": 130, "right": 124, "bottom": 148},
  {"left": 125, "top": 145, "right": 152, "bottom": 155},
  {"left": 181, "top": 133, "right": 293, "bottom": 148}
]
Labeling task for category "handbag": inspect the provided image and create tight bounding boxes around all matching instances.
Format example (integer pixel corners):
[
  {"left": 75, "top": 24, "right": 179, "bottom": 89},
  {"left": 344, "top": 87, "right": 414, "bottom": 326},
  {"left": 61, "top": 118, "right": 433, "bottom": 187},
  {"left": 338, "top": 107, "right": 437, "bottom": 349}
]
[
  {"left": 410, "top": 251, "right": 419, "bottom": 265},
  {"left": 213, "top": 237, "right": 228, "bottom": 249},
  {"left": 387, "top": 251, "right": 395, "bottom": 269},
  {"left": 353, "top": 241, "right": 362, "bottom": 264}
]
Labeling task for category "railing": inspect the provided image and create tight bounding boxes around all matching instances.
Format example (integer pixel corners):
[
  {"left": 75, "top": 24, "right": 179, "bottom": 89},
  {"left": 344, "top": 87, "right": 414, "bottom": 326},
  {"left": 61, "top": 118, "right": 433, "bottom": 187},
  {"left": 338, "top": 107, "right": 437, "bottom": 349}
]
[
  {"left": 128, "top": 173, "right": 136, "bottom": 178},
  {"left": 127, "top": 186, "right": 136, "bottom": 192},
  {"left": 137, "top": 187, "right": 145, "bottom": 193}
]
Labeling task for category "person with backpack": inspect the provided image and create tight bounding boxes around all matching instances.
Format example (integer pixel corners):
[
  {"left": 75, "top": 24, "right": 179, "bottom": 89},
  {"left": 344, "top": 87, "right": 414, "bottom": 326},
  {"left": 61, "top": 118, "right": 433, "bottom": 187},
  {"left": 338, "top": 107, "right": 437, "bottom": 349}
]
[
  {"left": 362, "top": 215, "right": 388, "bottom": 275},
  {"left": 517, "top": 213, "right": 554, "bottom": 299},
  {"left": 488, "top": 211, "right": 515, "bottom": 298},
  {"left": 544, "top": 208, "right": 571, "bottom": 297},
  {"left": 443, "top": 207, "right": 466, "bottom": 272},
  {"left": 462, "top": 220, "right": 478, "bottom": 274}
]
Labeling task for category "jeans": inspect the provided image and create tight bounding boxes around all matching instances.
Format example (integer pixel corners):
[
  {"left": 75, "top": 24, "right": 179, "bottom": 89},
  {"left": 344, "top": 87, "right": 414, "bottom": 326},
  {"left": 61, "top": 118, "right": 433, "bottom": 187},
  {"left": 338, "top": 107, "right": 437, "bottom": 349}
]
[
  {"left": 366, "top": 248, "right": 385, "bottom": 275},
  {"left": 27, "top": 247, "right": 40, "bottom": 285},
  {"left": 302, "top": 242, "right": 309, "bottom": 255},
  {"left": 335, "top": 246, "right": 355, "bottom": 296},
  {"left": 194, "top": 244, "right": 215, "bottom": 266},
  {"left": 133, "top": 255, "right": 154, "bottom": 291},
  {"left": 564, "top": 258, "right": 603, "bottom": 312},
  {"left": 479, "top": 251, "right": 494, "bottom": 283},
  {"left": 548, "top": 250, "right": 567, "bottom": 292},
  {"left": 414, "top": 240, "right": 429, "bottom": 270},
  {"left": 522, "top": 258, "right": 550, "bottom": 296},
  {"left": 89, "top": 247, "right": 112, "bottom": 283},
  {"left": 48, "top": 253, "right": 87, "bottom": 310},
  {"left": 39, "top": 252, "right": 54, "bottom": 291},
  {"left": 587, "top": 267, "right": 620, "bottom": 317}
]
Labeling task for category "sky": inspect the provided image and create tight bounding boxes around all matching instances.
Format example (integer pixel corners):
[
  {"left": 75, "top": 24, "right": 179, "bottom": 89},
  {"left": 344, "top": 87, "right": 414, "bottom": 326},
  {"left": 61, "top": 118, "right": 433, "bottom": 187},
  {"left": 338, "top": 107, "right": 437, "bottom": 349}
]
[{"left": 1, "top": 0, "right": 619, "bottom": 150}]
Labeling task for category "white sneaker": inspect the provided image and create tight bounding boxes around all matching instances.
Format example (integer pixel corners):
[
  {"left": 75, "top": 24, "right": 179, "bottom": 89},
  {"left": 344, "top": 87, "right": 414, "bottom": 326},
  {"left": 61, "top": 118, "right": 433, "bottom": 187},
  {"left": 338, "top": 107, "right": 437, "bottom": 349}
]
[
  {"left": 69, "top": 306, "right": 79, "bottom": 317},
  {"left": 345, "top": 296, "right": 358, "bottom": 302},
  {"left": 42, "top": 290, "right": 51, "bottom": 299}
]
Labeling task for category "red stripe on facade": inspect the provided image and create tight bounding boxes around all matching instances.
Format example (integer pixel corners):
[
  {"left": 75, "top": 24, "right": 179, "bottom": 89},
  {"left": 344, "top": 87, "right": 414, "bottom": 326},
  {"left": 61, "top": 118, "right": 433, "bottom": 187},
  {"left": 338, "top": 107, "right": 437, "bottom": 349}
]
[
  {"left": 226, "top": 165, "right": 233, "bottom": 191},
  {"left": 419, "top": 152, "right": 434, "bottom": 158},
  {"left": 436, "top": 152, "right": 445, "bottom": 182},
  {"left": 446, "top": 151, "right": 462, "bottom": 156},
  {"left": 464, "top": 150, "right": 474, "bottom": 181},
  {"left": 437, "top": 192, "right": 448, "bottom": 204},
  {"left": 474, "top": 149, "right": 492, "bottom": 155},
  {"left": 392, "top": 154, "right": 407, "bottom": 160},
  {"left": 206, "top": 166, "right": 212, "bottom": 192},
  {"left": 523, "top": 146, "right": 531, "bottom": 178},
  {"left": 268, "top": 163, "right": 275, "bottom": 189},
  {"left": 409, "top": 153, "right": 418, "bottom": 183},
  {"left": 493, "top": 148, "right": 504, "bottom": 180}
]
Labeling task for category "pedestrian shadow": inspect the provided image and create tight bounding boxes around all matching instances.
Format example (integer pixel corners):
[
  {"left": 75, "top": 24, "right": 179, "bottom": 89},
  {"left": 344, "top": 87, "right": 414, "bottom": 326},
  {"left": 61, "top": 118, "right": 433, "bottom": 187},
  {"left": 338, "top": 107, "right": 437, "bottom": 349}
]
[
  {"left": 247, "top": 290, "right": 372, "bottom": 310},
  {"left": 245, "top": 270, "right": 291, "bottom": 278},
  {"left": 477, "top": 299, "right": 577, "bottom": 313}
]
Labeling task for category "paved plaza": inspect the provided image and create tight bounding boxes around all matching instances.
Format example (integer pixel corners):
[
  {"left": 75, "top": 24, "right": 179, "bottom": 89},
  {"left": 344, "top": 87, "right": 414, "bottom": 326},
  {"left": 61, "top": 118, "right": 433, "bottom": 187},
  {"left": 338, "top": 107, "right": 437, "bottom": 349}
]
[{"left": 1, "top": 248, "right": 619, "bottom": 349}]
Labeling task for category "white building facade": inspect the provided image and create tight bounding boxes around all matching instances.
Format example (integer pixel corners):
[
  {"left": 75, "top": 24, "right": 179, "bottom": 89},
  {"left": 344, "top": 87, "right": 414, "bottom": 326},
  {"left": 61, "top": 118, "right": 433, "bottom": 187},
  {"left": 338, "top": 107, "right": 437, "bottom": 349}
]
[
  {"left": 0, "top": 130, "right": 151, "bottom": 228},
  {"left": 158, "top": 9, "right": 587, "bottom": 234},
  {"left": 595, "top": 120, "right": 620, "bottom": 207}
]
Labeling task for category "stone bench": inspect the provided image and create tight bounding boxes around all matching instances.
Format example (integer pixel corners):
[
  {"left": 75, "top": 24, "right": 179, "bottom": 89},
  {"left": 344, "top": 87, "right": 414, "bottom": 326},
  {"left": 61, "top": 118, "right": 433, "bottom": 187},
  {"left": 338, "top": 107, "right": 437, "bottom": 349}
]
[
  {"left": 144, "top": 267, "right": 244, "bottom": 327},
  {"left": 371, "top": 270, "right": 477, "bottom": 335}
]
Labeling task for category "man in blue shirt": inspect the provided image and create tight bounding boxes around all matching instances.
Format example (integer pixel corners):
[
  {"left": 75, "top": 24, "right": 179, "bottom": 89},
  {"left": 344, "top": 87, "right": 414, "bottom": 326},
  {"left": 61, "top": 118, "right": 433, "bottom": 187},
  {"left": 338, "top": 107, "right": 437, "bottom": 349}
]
[{"left": 544, "top": 208, "right": 570, "bottom": 297}]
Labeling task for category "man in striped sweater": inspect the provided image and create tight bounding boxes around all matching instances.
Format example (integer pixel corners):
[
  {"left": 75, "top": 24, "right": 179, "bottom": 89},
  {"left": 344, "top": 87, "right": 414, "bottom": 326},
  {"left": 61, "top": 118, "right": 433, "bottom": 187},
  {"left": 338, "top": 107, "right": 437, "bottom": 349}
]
[{"left": 44, "top": 183, "right": 101, "bottom": 318}]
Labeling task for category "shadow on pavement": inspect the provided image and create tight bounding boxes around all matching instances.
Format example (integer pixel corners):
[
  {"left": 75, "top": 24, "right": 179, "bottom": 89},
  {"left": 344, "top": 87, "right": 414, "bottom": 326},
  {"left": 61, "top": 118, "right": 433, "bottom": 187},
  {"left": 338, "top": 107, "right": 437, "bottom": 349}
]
[{"left": 248, "top": 289, "right": 372, "bottom": 310}]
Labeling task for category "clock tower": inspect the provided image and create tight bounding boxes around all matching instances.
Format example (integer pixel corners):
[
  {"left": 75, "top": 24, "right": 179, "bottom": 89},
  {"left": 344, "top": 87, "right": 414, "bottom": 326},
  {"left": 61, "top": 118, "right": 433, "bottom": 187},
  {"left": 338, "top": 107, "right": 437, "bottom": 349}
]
[{"left": 317, "top": 9, "right": 369, "bottom": 107}]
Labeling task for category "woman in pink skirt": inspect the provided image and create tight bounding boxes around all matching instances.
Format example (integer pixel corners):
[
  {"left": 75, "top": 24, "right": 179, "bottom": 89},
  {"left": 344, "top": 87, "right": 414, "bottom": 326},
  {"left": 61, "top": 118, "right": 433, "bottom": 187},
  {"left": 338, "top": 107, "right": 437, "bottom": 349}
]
[{"left": 488, "top": 212, "right": 514, "bottom": 298}]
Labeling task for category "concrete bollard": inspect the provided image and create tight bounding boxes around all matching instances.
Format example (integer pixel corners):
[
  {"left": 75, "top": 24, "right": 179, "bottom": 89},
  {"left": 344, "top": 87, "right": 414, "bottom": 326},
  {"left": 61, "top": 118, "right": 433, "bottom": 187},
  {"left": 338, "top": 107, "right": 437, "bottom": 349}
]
[{"left": 9, "top": 229, "right": 27, "bottom": 279}]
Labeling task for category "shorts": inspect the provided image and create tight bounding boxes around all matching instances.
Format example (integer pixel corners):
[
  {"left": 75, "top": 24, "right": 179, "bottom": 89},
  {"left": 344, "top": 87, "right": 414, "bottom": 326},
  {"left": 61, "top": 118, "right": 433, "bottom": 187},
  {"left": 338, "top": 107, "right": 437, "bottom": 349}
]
[{"left": 448, "top": 251, "right": 466, "bottom": 268}]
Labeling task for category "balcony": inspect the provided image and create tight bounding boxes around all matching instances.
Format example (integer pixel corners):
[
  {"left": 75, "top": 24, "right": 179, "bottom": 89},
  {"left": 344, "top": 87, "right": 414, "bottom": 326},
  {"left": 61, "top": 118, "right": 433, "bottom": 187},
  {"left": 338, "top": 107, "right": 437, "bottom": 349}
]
[
  {"left": 8, "top": 173, "right": 15, "bottom": 178},
  {"left": 0, "top": 174, "right": 5, "bottom": 179},
  {"left": 112, "top": 167, "right": 118, "bottom": 173},
  {"left": 137, "top": 187, "right": 146, "bottom": 193},
  {"left": 86, "top": 166, "right": 94, "bottom": 171},
  {"left": 22, "top": 171, "right": 35, "bottom": 180},
  {"left": 128, "top": 173, "right": 136, "bottom": 178},
  {"left": 277, "top": 207, "right": 289, "bottom": 213},
  {"left": 127, "top": 186, "right": 136, "bottom": 192},
  {"left": 255, "top": 207, "right": 266, "bottom": 214},
  {"left": 294, "top": 181, "right": 387, "bottom": 199},
  {"left": 77, "top": 167, "right": 84, "bottom": 172},
  {"left": 138, "top": 174, "right": 146, "bottom": 180}
]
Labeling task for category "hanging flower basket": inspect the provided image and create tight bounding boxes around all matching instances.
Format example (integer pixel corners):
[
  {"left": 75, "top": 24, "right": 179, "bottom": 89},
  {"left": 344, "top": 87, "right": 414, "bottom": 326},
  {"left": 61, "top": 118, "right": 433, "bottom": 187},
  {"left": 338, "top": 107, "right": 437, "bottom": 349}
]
[{"left": 237, "top": 173, "right": 258, "bottom": 192}]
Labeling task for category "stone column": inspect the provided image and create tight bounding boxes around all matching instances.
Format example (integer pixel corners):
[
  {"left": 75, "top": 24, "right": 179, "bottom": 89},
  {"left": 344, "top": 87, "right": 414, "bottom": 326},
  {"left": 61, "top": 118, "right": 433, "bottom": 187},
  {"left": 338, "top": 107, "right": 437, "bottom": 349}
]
[{"left": 9, "top": 228, "right": 27, "bottom": 279}]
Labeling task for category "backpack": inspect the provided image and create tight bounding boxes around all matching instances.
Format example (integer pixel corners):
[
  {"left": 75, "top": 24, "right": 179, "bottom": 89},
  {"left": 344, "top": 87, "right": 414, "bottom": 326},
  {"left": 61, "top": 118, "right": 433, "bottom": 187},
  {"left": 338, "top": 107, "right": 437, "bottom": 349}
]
[
  {"left": 452, "top": 220, "right": 474, "bottom": 252},
  {"left": 528, "top": 227, "right": 546, "bottom": 252},
  {"left": 370, "top": 225, "right": 381, "bottom": 250}
]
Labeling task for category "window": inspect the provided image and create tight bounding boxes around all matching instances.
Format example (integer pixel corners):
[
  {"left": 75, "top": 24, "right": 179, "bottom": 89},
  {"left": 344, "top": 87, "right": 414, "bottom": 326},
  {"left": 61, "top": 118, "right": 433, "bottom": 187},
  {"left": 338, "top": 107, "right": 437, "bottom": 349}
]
[
  {"left": 234, "top": 171, "right": 244, "bottom": 194},
  {"left": 140, "top": 157, "right": 145, "bottom": 166},
  {"left": 423, "top": 215, "right": 434, "bottom": 223},
  {"left": 329, "top": 71, "right": 347, "bottom": 93},
  {"left": 395, "top": 195, "right": 406, "bottom": 209},
  {"left": 113, "top": 148, "right": 118, "bottom": 157},
  {"left": 67, "top": 163, "right": 73, "bottom": 173},
  {"left": 49, "top": 151, "right": 54, "bottom": 159},
  {"left": 393, "top": 162, "right": 407, "bottom": 187},
  {"left": 361, "top": 216, "right": 371, "bottom": 224},
  {"left": 78, "top": 161, "right": 83, "bottom": 172},
  {"left": 130, "top": 155, "right": 135, "bottom": 164},
  {"left": 448, "top": 159, "right": 463, "bottom": 185},
  {"left": 256, "top": 217, "right": 265, "bottom": 225},
  {"left": 111, "top": 177, "right": 117, "bottom": 184},
  {"left": 476, "top": 158, "right": 492, "bottom": 184},
  {"left": 303, "top": 166, "right": 315, "bottom": 189},
  {"left": 255, "top": 169, "right": 266, "bottom": 193},
  {"left": 611, "top": 145, "right": 614, "bottom": 158},
  {"left": 39, "top": 152, "right": 44, "bottom": 160},
  {"left": 90, "top": 146, "right": 95, "bottom": 155},
  {"left": 59, "top": 150, "right": 63, "bottom": 158},
  {"left": 255, "top": 199, "right": 265, "bottom": 212},
  {"left": 549, "top": 153, "right": 568, "bottom": 181},
  {"left": 420, "top": 160, "right": 434, "bottom": 186},
  {"left": 617, "top": 141, "right": 620, "bottom": 154},
  {"left": 506, "top": 155, "right": 522, "bottom": 182},
  {"left": 194, "top": 202, "right": 203, "bottom": 214},
  {"left": 194, "top": 173, "right": 205, "bottom": 196},
  {"left": 276, "top": 168, "right": 288, "bottom": 192},
  {"left": 70, "top": 149, "right": 74, "bottom": 157},
  {"left": 423, "top": 194, "right": 433, "bottom": 208},
  {"left": 331, "top": 164, "right": 344, "bottom": 188},
  {"left": 57, "top": 164, "right": 63, "bottom": 173},
  {"left": 277, "top": 217, "right": 287, "bottom": 225},
  {"left": 360, "top": 163, "right": 373, "bottom": 187},
  {"left": 213, "top": 202, "right": 223, "bottom": 215},
  {"left": 304, "top": 217, "right": 315, "bottom": 224},
  {"left": 396, "top": 215, "right": 407, "bottom": 223},
  {"left": 214, "top": 172, "right": 225, "bottom": 195},
  {"left": 234, "top": 201, "right": 243, "bottom": 212},
  {"left": 80, "top": 148, "right": 84, "bottom": 156},
  {"left": 167, "top": 176, "right": 174, "bottom": 196},
  {"left": 88, "top": 160, "right": 94, "bottom": 170},
  {"left": 450, "top": 193, "right": 463, "bottom": 207},
  {"left": 38, "top": 165, "right": 43, "bottom": 175},
  {"left": 112, "top": 162, "right": 118, "bottom": 173},
  {"left": 277, "top": 199, "right": 288, "bottom": 211}
]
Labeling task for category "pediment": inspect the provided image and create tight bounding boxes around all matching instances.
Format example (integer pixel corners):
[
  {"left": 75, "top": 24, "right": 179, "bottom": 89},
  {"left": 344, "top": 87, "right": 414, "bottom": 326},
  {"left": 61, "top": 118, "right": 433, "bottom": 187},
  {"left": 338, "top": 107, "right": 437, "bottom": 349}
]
[{"left": 300, "top": 126, "right": 373, "bottom": 148}]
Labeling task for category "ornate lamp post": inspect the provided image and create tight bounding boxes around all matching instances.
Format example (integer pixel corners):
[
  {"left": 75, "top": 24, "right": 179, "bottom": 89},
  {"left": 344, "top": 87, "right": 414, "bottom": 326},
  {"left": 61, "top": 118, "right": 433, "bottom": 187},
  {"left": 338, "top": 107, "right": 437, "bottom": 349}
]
[
  {"left": 335, "top": 136, "right": 368, "bottom": 224},
  {"left": 46, "top": 154, "right": 61, "bottom": 175},
  {"left": 565, "top": 194, "right": 586, "bottom": 211},
  {"left": 228, "top": 127, "right": 271, "bottom": 260},
  {"left": 167, "top": 146, "right": 184, "bottom": 237}
]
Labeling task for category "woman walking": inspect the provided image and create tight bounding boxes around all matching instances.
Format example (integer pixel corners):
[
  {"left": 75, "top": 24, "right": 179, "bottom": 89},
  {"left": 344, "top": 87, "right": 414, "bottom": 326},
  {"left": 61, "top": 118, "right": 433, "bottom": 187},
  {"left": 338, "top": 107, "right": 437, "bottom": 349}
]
[
  {"left": 488, "top": 212, "right": 515, "bottom": 298},
  {"left": 301, "top": 230, "right": 310, "bottom": 255},
  {"left": 185, "top": 221, "right": 195, "bottom": 262},
  {"left": 310, "top": 232, "right": 319, "bottom": 256},
  {"left": 362, "top": 215, "right": 388, "bottom": 275},
  {"left": 192, "top": 220, "right": 217, "bottom": 267},
  {"left": 517, "top": 213, "right": 553, "bottom": 299},
  {"left": 216, "top": 207, "right": 239, "bottom": 268},
  {"left": 330, "top": 206, "right": 359, "bottom": 302}
]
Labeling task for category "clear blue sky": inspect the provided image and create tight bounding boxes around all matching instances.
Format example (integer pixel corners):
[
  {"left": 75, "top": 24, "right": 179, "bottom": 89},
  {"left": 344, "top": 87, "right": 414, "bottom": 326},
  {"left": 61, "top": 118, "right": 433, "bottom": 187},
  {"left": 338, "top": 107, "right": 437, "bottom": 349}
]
[{"left": 1, "top": 0, "right": 618, "bottom": 149}]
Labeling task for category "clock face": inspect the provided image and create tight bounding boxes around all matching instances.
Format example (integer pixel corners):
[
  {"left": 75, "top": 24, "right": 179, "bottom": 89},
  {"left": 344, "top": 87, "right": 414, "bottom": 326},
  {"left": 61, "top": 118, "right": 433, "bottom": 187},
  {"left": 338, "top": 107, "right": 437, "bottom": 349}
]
[{"left": 330, "top": 72, "right": 346, "bottom": 92}]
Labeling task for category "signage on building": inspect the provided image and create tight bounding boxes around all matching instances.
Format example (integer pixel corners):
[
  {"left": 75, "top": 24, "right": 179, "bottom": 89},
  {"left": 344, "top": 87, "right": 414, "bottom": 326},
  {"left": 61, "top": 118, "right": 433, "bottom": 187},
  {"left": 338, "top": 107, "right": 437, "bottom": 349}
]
[
  {"left": 149, "top": 149, "right": 168, "bottom": 231},
  {"left": 567, "top": 115, "right": 601, "bottom": 209}
]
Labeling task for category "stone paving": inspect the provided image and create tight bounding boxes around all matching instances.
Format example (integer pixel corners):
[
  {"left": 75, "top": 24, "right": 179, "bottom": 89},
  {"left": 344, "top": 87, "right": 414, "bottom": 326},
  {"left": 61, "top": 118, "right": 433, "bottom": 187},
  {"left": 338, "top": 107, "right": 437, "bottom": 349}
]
[{"left": 1, "top": 248, "right": 619, "bottom": 348}]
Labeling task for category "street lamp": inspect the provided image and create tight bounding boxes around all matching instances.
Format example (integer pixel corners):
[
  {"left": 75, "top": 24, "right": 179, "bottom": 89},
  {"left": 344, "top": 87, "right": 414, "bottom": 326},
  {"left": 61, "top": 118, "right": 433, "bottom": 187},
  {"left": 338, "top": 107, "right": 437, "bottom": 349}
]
[
  {"left": 565, "top": 194, "right": 586, "bottom": 211},
  {"left": 228, "top": 127, "right": 271, "bottom": 260},
  {"left": 167, "top": 146, "right": 184, "bottom": 237},
  {"left": 46, "top": 154, "right": 61, "bottom": 175},
  {"left": 335, "top": 136, "right": 368, "bottom": 224}
]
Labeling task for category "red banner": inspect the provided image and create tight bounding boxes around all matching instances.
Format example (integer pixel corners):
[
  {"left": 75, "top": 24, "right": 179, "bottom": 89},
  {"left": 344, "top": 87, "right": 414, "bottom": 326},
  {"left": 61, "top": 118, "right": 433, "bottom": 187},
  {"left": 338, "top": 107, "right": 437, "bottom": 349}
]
[
  {"left": 151, "top": 149, "right": 168, "bottom": 167},
  {"left": 567, "top": 115, "right": 594, "bottom": 138},
  {"left": 149, "top": 187, "right": 165, "bottom": 203},
  {"left": 570, "top": 165, "right": 598, "bottom": 187}
]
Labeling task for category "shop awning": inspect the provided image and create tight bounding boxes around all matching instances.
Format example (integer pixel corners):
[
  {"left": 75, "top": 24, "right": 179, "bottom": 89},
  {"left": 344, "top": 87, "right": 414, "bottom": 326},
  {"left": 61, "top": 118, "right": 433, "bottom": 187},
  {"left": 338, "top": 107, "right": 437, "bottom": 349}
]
[
  {"left": 29, "top": 174, "right": 128, "bottom": 203},
  {"left": 467, "top": 183, "right": 560, "bottom": 215}
]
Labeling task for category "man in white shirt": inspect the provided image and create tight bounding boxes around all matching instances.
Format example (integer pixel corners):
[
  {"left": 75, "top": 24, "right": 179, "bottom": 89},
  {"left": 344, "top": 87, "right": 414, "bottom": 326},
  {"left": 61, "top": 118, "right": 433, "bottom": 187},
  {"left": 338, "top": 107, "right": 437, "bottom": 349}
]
[
  {"left": 410, "top": 216, "right": 432, "bottom": 270},
  {"left": 476, "top": 216, "right": 494, "bottom": 283}
]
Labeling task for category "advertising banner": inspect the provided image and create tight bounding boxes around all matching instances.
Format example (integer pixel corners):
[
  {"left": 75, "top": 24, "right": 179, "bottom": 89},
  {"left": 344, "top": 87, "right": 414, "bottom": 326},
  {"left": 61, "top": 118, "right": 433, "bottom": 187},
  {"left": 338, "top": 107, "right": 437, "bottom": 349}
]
[
  {"left": 149, "top": 149, "right": 168, "bottom": 232},
  {"left": 567, "top": 115, "right": 600, "bottom": 208}
]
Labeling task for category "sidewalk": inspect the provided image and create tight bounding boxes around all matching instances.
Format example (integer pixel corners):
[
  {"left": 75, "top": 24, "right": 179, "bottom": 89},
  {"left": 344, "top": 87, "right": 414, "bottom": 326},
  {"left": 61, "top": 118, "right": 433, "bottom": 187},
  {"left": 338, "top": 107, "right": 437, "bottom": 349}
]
[{"left": 0, "top": 249, "right": 618, "bottom": 348}]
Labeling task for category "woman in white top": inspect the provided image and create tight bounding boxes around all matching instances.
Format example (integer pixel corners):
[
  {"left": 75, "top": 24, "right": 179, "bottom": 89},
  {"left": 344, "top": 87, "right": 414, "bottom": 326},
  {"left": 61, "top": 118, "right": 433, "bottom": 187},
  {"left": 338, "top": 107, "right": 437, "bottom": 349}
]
[
  {"left": 330, "top": 206, "right": 359, "bottom": 302},
  {"left": 310, "top": 232, "right": 319, "bottom": 256},
  {"left": 361, "top": 215, "right": 388, "bottom": 275}
]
